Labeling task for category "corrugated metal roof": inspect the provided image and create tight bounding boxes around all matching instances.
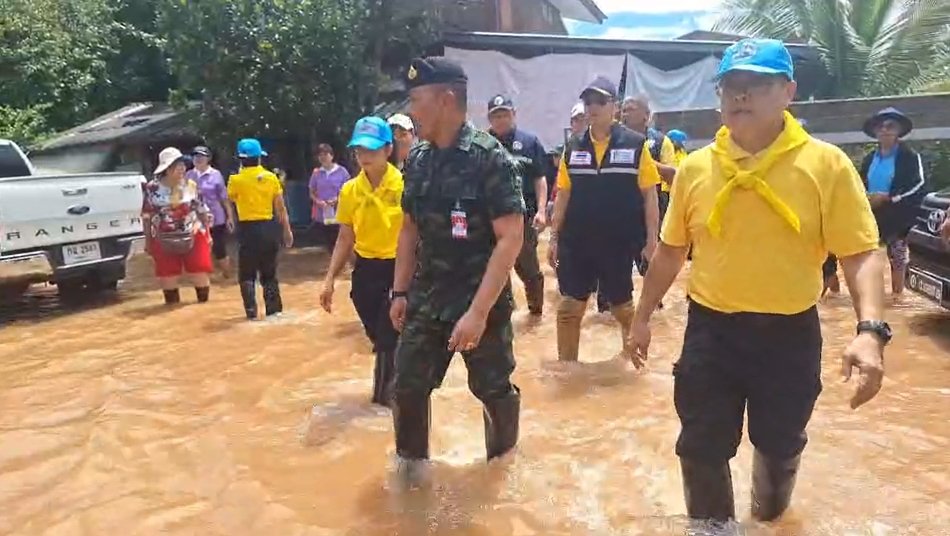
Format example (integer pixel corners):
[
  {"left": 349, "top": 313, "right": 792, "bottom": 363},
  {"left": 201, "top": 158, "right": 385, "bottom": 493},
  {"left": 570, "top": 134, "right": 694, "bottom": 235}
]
[
  {"left": 442, "top": 31, "right": 819, "bottom": 60},
  {"left": 35, "top": 102, "right": 199, "bottom": 152},
  {"left": 548, "top": 0, "right": 607, "bottom": 23}
]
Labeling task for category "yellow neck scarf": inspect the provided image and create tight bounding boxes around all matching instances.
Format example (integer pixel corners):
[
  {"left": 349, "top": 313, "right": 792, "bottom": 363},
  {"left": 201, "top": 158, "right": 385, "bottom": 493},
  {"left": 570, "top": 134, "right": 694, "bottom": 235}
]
[
  {"left": 706, "top": 111, "right": 810, "bottom": 238},
  {"left": 354, "top": 164, "right": 399, "bottom": 230}
]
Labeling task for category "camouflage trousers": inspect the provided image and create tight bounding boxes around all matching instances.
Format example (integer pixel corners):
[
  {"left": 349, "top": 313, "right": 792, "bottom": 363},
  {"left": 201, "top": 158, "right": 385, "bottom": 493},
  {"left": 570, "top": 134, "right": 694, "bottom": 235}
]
[
  {"left": 514, "top": 220, "right": 542, "bottom": 284},
  {"left": 394, "top": 310, "right": 518, "bottom": 403}
]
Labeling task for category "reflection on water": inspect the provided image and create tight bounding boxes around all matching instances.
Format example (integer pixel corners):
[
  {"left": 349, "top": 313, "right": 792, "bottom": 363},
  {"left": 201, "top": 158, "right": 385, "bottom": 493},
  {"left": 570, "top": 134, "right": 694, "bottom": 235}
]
[{"left": 0, "top": 249, "right": 947, "bottom": 535}]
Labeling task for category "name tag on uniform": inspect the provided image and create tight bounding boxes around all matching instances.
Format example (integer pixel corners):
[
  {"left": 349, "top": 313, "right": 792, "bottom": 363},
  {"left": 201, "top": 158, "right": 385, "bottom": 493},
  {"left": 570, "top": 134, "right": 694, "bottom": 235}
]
[
  {"left": 451, "top": 205, "right": 468, "bottom": 239},
  {"left": 609, "top": 149, "right": 637, "bottom": 164},
  {"left": 569, "top": 151, "right": 592, "bottom": 166}
]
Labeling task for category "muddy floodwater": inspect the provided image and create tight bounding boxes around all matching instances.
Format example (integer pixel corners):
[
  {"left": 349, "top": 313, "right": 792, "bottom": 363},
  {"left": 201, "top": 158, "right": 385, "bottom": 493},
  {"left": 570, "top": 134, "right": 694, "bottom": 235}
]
[{"left": 0, "top": 246, "right": 948, "bottom": 535}]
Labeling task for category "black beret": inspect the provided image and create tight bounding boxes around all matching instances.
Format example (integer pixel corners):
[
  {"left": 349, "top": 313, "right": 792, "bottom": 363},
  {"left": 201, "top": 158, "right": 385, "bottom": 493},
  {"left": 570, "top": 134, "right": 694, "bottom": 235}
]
[{"left": 405, "top": 57, "right": 468, "bottom": 90}]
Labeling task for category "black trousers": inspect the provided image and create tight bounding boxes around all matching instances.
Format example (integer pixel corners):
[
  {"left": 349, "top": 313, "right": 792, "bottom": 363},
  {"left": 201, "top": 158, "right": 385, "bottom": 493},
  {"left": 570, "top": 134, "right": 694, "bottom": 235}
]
[
  {"left": 674, "top": 300, "right": 822, "bottom": 463},
  {"left": 558, "top": 237, "right": 637, "bottom": 307},
  {"left": 237, "top": 220, "right": 282, "bottom": 316},
  {"left": 350, "top": 255, "right": 398, "bottom": 353}
]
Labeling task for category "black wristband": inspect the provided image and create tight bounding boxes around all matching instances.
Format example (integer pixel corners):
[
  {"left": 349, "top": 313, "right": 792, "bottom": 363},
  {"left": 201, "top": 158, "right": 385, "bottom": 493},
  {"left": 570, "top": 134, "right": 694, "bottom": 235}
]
[{"left": 391, "top": 290, "right": 408, "bottom": 299}]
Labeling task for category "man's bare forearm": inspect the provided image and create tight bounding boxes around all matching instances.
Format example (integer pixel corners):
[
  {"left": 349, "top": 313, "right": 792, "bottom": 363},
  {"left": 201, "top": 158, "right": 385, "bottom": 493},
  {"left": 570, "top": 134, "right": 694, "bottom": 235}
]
[
  {"left": 839, "top": 249, "right": 885, "bottom": 321},
  {"left": 657, "top": 163, "right": 676, "bottom": 185},
  {"left": 551, "top": 190, "right": 570, "bottom": 234},
  {"left": 393, "top": 219, "right": 419, "bottom": 292},
  {"left": 642, "top": 187, "right": 659, "bottom": 241},
  {"left": 325, "top": 226, "right": 355, "bottom": 281},
  {"left": 634, "top": 242, "right": 688, "bottom": 321},
  {"left": 470, "top": 216, "right": 524, "bottom": 317},
  {"left": 534, "top": 177, "right": 548, "bottom": 214}
]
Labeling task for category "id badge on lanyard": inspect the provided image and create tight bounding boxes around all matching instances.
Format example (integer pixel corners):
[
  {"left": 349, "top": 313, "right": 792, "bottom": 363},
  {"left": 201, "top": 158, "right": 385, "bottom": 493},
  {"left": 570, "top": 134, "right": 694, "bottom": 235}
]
[{"left": 451, "top": 201, "right": 468, "bottom": 240}]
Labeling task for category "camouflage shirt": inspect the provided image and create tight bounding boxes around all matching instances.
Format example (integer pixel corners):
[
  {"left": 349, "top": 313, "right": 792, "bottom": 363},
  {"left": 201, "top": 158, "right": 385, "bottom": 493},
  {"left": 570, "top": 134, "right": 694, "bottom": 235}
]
[{"left": 402, "top": 122, "right": 526, "bottom": 323}]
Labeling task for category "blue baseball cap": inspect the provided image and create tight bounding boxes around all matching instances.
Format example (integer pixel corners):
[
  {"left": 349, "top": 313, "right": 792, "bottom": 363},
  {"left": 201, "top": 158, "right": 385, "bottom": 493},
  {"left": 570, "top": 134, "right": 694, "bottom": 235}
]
[
  {"left": 348, "top": 116, "right": 393, "bottom": 151},
  {"left": 716, "top": 38, "right": 794, "bottom": 81},
  {"left": 236, "top": 138, "right": 267, "bottom": 158},
  {"left": 667, "top": 129, "right": 688, "bottom": 145}
]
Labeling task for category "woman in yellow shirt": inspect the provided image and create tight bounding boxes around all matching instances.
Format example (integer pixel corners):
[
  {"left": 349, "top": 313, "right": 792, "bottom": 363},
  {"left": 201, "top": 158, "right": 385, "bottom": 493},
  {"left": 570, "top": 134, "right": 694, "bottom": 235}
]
[{"left": 319, "top": 116, "right": 403, "bottom": 407}]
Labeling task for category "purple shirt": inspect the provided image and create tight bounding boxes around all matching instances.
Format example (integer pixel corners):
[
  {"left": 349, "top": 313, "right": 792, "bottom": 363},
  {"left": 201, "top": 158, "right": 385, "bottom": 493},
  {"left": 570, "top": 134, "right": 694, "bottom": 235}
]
[
  {"left": 187, "top": 167, "right": 227, "bottom": 227},
  {"left": 309, "top": 165, "right": 351, "bottom": 222}
]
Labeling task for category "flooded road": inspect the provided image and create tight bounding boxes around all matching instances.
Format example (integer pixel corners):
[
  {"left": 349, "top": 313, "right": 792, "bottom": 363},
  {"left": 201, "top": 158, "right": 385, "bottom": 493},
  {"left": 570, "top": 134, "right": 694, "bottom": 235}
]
[{"left": 0, "top": 246, "right": 948, "bottom": 535}]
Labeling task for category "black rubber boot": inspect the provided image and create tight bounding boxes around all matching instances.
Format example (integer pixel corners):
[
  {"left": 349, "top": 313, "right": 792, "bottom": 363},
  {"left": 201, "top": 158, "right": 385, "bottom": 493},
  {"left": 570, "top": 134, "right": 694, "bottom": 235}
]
[
  {"left": 483, "top": 387, "right": 520, "bottom": 460},
  {"left": 751, "top": 450, "right": 801, "bottom": 522},
  {"left": 371, "top": 351, "right": 395, "bottom": 407},
  {"left": 262, "top": 279, "right": 283, "bottom": 316},
  {"left": 163, "top": 289, "right": 181, "bottom": 305},
  {"left": 524, "top": 275, "right": 545, "bottom": 315},
  {"left": 680, "top": 458, "right": 736, "bottom": 523},
  {"left": 195, "top": 286, "right": 210, "bottom": 303},
  {"left": 240, "top": 281, "right": 258, "bottom": 319},
  {"left": 392, "top": 391, "right": 430, "bottom": 460}
]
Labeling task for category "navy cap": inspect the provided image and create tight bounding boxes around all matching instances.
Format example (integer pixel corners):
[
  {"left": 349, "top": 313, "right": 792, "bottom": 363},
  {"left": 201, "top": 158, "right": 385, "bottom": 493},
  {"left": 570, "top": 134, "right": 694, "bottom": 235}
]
[
  {"left": 717, "top": 38, "right": 794, "bottom": 80},
  {"left": 405, "top": 57, "right": 468, "bottom": 90},
  {"left": 192, "top": 145, "right": 211, "bottom": 157},
  {"left": 488, "top": 94, "right": 514, "bottom": 114},
  {"left": 863, "top": 107, "right": 913, "bottom": 138},
  {"left": 580, "top": 76, "right": 618, "bottom": 100}
]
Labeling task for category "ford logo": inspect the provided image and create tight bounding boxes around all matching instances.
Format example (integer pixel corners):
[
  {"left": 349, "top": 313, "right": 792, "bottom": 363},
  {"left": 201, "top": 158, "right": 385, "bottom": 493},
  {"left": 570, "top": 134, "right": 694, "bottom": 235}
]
[
  {"left": 67, "top": 205, "right": 91, "bottom": 216},
  {"left": 927, "top": 209, "right": 946, "bottom": 234}
]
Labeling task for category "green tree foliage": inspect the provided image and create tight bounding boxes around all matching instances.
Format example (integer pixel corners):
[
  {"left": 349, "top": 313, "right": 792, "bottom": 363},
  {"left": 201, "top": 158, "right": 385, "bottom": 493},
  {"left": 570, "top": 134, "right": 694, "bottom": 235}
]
[
  {"left": 157, "top": 0, "right": 433, "bottom": 152},
  {"left": 0, "top": 0, "right": 115, "bottom": 144},
  {"left": 0, "top": 0, "right": 172, "bottom": 146},
  {"left": 715, "top": 0, "right": 950, "bottom": 97},
  {"left": 89, "top": 0, "right": 174, "bottom": 119}
]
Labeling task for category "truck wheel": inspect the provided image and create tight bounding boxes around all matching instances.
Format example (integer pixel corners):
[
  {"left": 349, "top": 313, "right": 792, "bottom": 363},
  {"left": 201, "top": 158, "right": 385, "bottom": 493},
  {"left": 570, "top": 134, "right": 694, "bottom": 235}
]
[
  {"left": 57, "top": 280, "right": 87, "bottom": 303},
  {"left": 0, "top": 283, "right": 29, "bottom": 305},
  {"left": 88, "top": 278, "right": 119, "bottom": 293}
]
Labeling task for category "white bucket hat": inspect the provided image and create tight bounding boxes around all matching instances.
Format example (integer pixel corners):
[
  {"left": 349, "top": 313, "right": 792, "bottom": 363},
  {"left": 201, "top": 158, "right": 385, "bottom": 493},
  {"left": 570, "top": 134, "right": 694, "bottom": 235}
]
[
  {"left": 387, "top": 113, "right": 414, "bottom": 132},
  {"left": 570, "top": 102, "right": 585, "bottom": 118},
  {"left": 154, "top": 147, "right": 184, "bottom": 175}
]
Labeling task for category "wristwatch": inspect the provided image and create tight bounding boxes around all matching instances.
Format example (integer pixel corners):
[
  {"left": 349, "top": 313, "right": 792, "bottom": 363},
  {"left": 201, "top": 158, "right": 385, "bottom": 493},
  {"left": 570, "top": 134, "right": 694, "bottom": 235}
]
[
  {"left": 856, "top": 320, "right": 893, "bottom": 345},
  {"left": 391, "top": 290, "right": 408, "bottom": 300}
]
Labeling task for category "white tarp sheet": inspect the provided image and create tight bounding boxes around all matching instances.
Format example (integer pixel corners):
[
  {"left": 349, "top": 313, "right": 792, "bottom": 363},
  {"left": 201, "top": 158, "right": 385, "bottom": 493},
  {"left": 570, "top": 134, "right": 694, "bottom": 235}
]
[
  {"left": 444, "top": 47, "right": 626, "bottom": 149},
  {"left": 624, "top": 54, "right": 720, "bottom": 112}
]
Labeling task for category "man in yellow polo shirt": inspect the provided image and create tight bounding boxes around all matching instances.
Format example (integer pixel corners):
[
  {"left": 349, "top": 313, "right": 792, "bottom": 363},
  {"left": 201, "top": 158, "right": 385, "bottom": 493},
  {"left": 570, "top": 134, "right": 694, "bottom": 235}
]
[
  {"left": 547, "top": 76, "right": 662, "bottom": 363},
  {"left": 629, "top": 39, "right": 889, "bottom": 527},
  {"left": 319, "top": 116, "right": 403, "bottom": 407},
  {"left": 226, "top": 138, "right": 293, "bottom": 320}
]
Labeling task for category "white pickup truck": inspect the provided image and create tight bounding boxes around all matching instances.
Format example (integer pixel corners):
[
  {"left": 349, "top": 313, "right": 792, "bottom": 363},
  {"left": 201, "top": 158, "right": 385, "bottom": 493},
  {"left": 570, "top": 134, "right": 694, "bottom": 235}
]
[{"left": 0, "top": 139, "right": 145, "bottom": 301}]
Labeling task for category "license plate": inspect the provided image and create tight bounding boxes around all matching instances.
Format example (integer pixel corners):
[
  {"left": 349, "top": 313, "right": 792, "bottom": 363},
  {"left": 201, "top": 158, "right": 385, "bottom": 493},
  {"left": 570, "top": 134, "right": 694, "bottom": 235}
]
[
  {"left": 907, "top": 269, "right": 944, "bottom": 303},
  {"left": 62, "top": 241, "right": 102, "bottom": 265}
]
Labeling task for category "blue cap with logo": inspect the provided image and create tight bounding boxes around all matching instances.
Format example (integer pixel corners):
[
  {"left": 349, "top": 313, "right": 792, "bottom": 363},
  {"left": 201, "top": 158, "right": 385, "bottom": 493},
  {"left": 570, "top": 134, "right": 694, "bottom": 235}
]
[
  {"left": 348, "top": 116, "right": 393, "bottom": 151},
  {"left": 716, "top": 38, "right": 794, "bottom": 80},
  {"left": 236, "top": 138, "right": 268, "bottom": 158},
  {"left": 666, "top": 129, "right": 688, "bottom": 145}
]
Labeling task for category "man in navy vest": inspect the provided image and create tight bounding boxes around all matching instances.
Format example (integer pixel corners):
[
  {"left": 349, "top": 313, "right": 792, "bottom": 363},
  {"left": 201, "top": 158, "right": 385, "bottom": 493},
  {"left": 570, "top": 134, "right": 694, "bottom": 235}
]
[
  {"left": 548, "top": 77, "right": 662, "bottom": 363},
  {"left": 488, "top": 94, "right": 549, "bottom": 315}
]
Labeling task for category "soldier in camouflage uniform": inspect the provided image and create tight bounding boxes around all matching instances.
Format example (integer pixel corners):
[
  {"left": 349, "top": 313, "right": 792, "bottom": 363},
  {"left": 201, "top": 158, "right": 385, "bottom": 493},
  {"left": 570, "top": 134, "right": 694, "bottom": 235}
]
[{"left": 389, "top": 57, "right": 526, "bottom": 462}]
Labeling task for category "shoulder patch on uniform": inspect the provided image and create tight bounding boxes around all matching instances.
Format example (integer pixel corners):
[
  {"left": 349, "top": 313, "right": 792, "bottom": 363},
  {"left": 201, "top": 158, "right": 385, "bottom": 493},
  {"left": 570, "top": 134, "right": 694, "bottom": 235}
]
[{"left": 471, "top": 129, "right": 500, "bottom": 150}]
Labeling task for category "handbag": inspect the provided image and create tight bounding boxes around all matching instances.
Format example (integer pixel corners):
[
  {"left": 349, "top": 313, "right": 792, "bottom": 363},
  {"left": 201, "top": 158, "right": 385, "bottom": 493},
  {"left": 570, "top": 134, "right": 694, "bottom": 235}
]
[{"left": 157, "top": 230, "right": 195, "bottom": 255}]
